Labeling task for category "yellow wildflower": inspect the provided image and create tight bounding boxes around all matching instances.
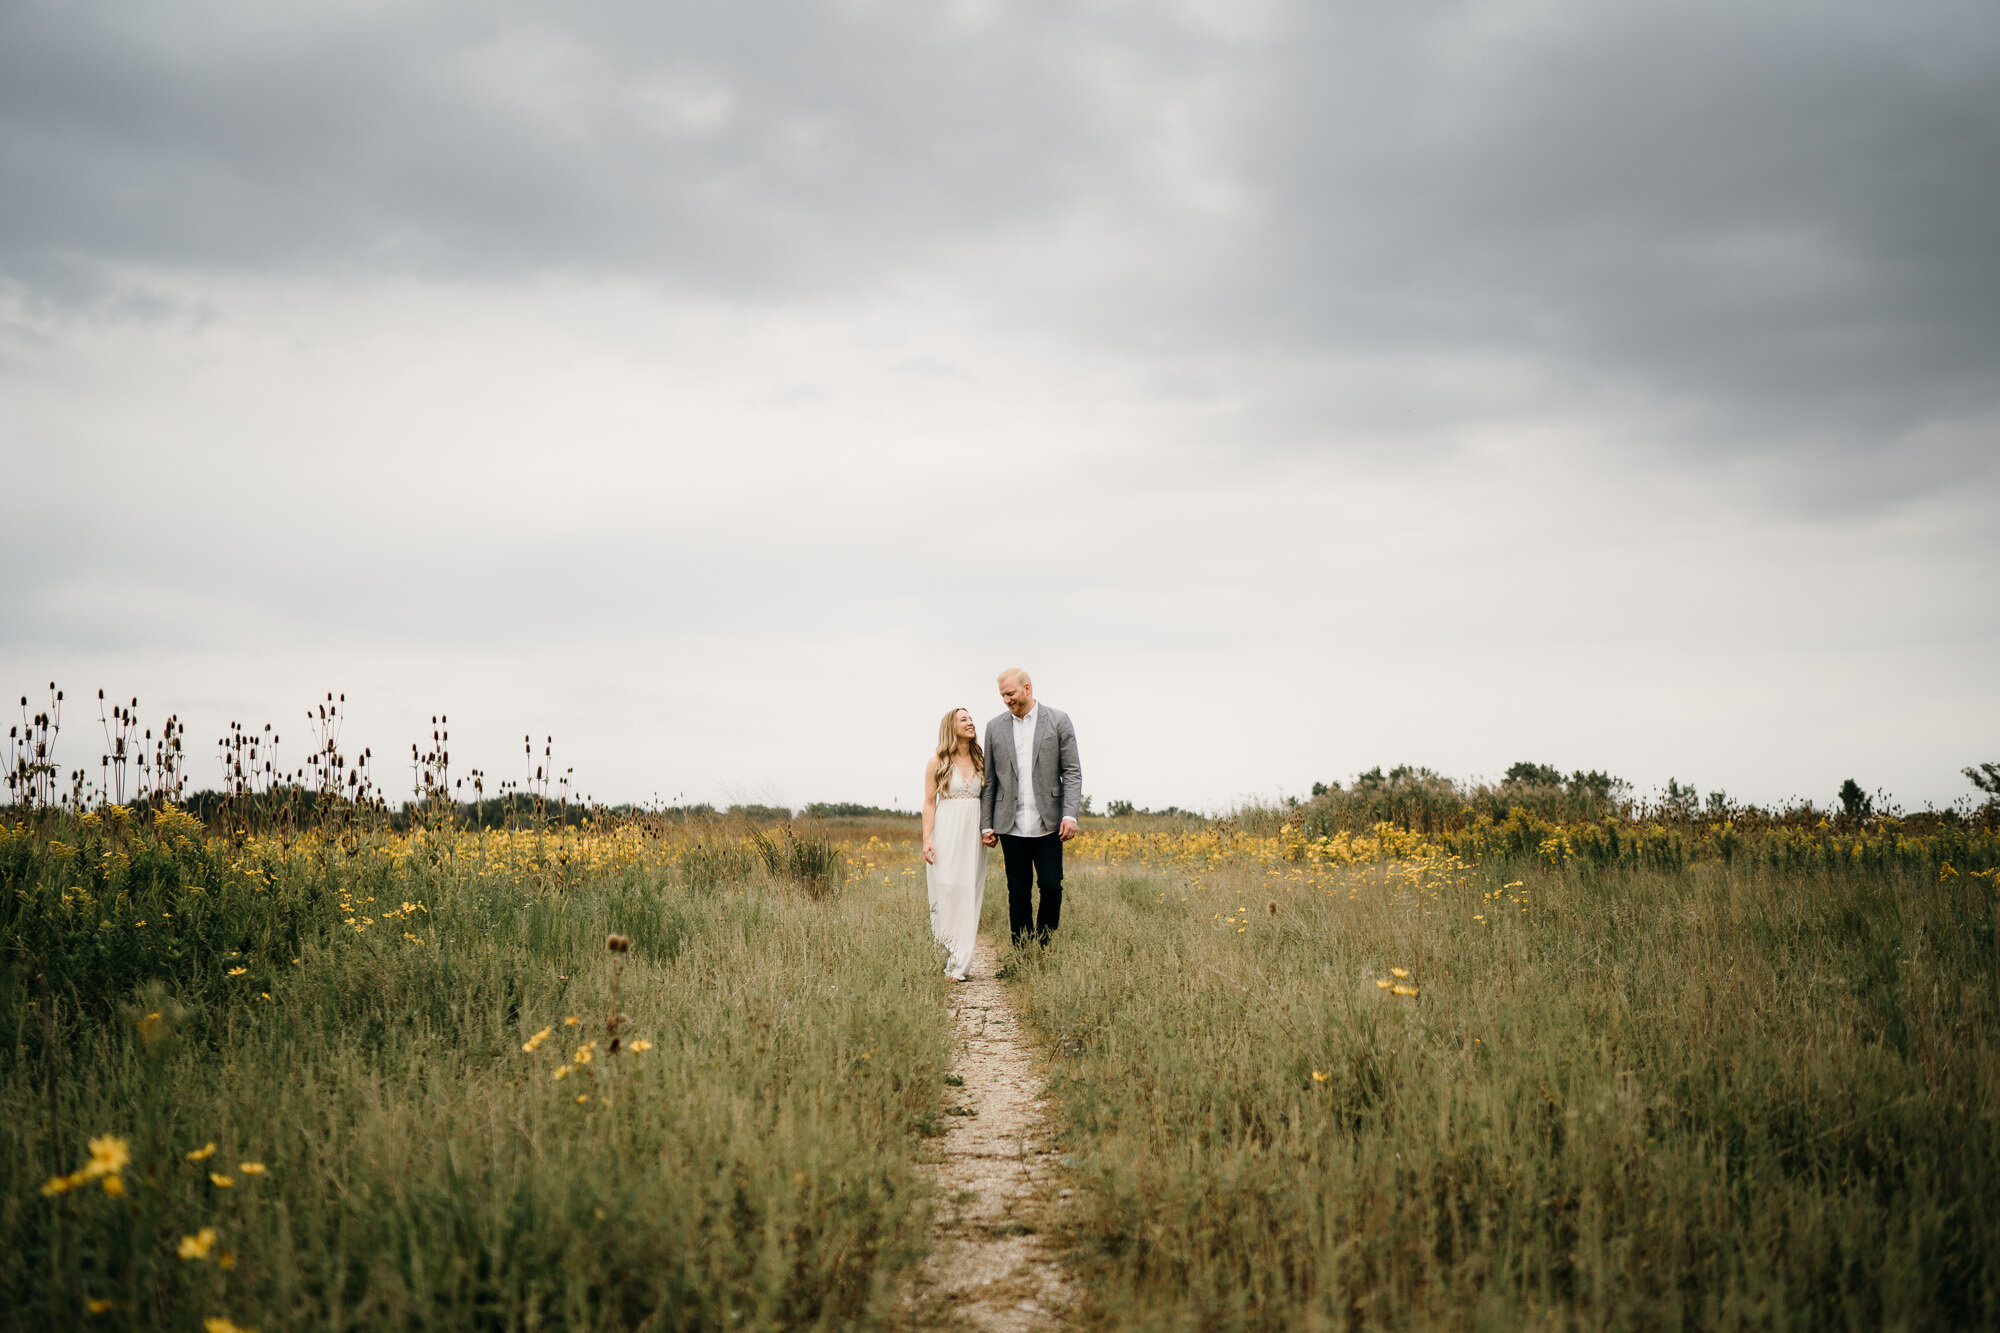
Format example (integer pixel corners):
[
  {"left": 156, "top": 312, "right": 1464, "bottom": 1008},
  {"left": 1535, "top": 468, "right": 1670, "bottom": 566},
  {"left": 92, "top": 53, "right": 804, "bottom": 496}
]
[
  {"left": 563, "top": 1016, "right": 580, "bottom": 1026},
  {"left": 1391, "top": 985, "right": 1419, "bottom": 997},
  {"left": 1311, "top": 1070, "right": 1329, "bottom": 1083},
  {"left": 177, "top": 1227, "right": 219, "bottom": 1260},
  {"left": 203, "top": 1318, "right": 254, "bottom": 1333},
  {"left": 186, "top": 1142, "right": 217, "bottom": 1161},
  {"left": 87, "top": 1297, "right": 118, "bottom": 1314},
  {"left": 628, "top": 1039, "right": 653, "bottom": 1052},
  {"left": 209, "top": 1172, "right": 234, "bottom": 1188},
  {"left": 1375, "top": 979, "right": 1392, "bottom": 989},
  {"left": 572, "top": 1042, "right": 596, "bottom": 1065},
  {"left": 101, "top": 1174, "right": 125, "bottom": 1198},
  {"left": 1389, "top": 967, "right": 1410, "bottom": 979},
  {"left": 553, "top": 1065, "right": 574, "bottom": 1080},
  {"left": 238, "top": 1162, "right": 266, "bottom": 1175},
  {"left": 41, "top": 1172, "right": 82, "bottom": 1196},
  {"left": 226, "top": 966, "right": 247, "bottom": 978},
  {"left": 522, "top": 1026, "right": 552, "bottom": 1053},
  {"left": 84, "top": 1136, "right": 131, "bottom": 1179}
]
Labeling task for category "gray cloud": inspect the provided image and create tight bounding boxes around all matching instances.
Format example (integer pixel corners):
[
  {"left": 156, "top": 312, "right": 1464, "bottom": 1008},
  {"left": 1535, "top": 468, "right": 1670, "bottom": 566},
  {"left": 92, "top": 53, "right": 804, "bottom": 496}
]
[
  {"left": 6, "top": 0, "right": 1995, "bottom": 457},
  {"left": 3, "top": 0, "right": 1997, "bottom": 809}
]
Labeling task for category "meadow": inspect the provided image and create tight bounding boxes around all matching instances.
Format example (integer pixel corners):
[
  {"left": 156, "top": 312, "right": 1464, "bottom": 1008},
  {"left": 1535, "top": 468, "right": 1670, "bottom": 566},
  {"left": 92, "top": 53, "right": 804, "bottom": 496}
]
[
  {"left": 6, "top": 756, "right": 2000, "bottom": 1330},
  {"left": 2, "top": 812, "right": 952, "bottom": 1331},
  {"left": 1024, "top": 811, "right": 2000, "bottom": 1329}
]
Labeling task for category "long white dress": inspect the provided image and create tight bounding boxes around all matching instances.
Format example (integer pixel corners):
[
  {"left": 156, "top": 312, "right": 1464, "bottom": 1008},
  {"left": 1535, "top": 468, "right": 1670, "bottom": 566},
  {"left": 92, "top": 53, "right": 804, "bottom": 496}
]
[{"left": 928, "top": 765, "right": 987, "bottom": 980}]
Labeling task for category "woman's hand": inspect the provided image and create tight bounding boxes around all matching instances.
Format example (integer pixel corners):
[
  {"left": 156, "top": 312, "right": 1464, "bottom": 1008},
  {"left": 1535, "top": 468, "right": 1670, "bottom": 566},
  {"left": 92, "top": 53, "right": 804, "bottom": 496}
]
[{"left": 923, "top": 839, "right": 937, "bottom": 865}]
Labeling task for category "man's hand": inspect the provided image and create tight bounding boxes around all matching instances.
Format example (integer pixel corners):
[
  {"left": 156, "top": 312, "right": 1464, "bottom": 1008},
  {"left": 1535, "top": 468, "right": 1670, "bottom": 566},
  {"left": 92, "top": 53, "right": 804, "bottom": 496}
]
[
  {"left": 982, "top": 830, "right": 998, "bottom": 847},
  {"left": 1058, "top": 818, "right": 1079, "bottom": 842}
]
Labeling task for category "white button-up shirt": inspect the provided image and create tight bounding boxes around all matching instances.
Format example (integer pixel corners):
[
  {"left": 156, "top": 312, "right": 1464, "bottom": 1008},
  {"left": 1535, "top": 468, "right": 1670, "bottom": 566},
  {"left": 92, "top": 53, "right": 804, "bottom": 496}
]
[{"left": 1010, "top": 704, "right": 1045, "bottom": 837}]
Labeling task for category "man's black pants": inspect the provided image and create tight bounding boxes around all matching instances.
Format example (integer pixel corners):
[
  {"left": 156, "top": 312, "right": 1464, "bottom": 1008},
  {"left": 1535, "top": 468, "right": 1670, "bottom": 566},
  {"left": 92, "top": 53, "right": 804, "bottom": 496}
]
[{"left": 999, "top": 833, "right": 1064, "bottom": 945}]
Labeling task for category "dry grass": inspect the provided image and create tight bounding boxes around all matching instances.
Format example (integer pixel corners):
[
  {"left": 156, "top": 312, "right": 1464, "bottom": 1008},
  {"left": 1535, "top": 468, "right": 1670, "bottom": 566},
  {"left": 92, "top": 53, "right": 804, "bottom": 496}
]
[
  {"left": 1011, "top": 844, "right": 2000, "bottom": 1329},
  {"left": 2, "top": 814, "right": 951, "bottom": 1331}
]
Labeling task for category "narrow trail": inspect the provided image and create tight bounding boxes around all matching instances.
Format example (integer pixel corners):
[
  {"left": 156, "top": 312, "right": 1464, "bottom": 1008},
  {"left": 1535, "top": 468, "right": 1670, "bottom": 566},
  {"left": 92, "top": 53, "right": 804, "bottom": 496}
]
[{"left": 908, "top": 935, "right": 1076, "bottom": 1331}]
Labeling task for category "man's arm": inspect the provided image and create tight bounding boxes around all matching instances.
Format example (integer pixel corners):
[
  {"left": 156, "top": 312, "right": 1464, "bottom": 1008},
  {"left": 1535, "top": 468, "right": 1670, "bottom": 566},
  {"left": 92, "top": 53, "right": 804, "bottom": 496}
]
[
  {"left": 1056, "top": 712, "right": 1082, "bottom": 837},
  {"left": 980, "top": 720, "right": 1000, "bottom": 843}
]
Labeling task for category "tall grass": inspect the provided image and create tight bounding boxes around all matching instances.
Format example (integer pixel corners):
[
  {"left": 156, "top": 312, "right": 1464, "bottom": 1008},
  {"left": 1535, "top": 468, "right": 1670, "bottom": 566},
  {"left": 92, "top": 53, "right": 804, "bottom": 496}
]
[
  {"left": 2, "top": 813, "right": 950, "bottom": 1331},
  {"left": 1014, "top": 849, "right": 2000, "bottom": 1329}
]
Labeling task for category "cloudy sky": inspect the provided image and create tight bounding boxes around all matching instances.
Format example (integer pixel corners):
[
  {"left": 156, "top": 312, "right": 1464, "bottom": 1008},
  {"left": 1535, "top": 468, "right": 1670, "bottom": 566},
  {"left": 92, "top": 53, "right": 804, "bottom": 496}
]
[{"left": 3, "top": 0, "right": 1996, "bottom": 814}]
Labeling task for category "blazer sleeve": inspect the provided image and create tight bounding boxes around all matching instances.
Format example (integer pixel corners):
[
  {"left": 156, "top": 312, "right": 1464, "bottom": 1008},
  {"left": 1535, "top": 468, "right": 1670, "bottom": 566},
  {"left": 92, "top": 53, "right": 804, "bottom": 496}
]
[
  {"left": 980, "top": 721, "right": 1000, "bottom": 832},
  {"left": 1056, "top": 712, "right": 1082, "bottom": 823}
]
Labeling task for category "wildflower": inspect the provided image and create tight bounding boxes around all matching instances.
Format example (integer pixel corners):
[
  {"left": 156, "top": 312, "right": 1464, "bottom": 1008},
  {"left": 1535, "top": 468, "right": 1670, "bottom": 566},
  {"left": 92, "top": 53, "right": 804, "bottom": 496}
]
[
  {"left": 1391, "top": 985, "right": 1419, "bottom": 997},
  {"left": 1375, "top": 979, "right": 1392, "bottom": 989},
  {"left": 563, "top": 1016, "right": 580, "bottom": 1026},
  {"left": 209, "top": 1173, "right": 234, "bottom": 1188},
  {"left": 553, "top": 1065, "right": 574, "bottom": 1080},
  {"left": 203, "top": 1318, "right": 255, "bottom": 1333},
  {"left": 219, "top": 1251, "right": 237, "bottom": 1270},
  {"left": 575, "top": 1094, "right": 590, "bottom": 1104},
  {"left": 238, "top": 1162, "right": 266, "bottom": 1175},
  {"left": 134, "top": 1011, "right": 162, "bottom": 1041},
  {"left": 177, "top": 1227, "right": 219, "bottom": 1260},
  {"left": 84, "top": 1136, "right": 131, "bottom": 1179},
  {"left": 87, "top": 1297, "right": 118, "bottom": 1314},
  {"left": 628, "top": 1039, "right": 653, "bottom": 1052},
  {"left": 572, "top": 1042, "right": 596, "bottom": 1065},
  {"left": 1389, "top": 967, "right": 1410, "bottom": 979},
  {"left": 1311, "top": 1070, "right": 1329, "bottom": 1083},
  {"left": 41, "top": 1172, "right": 82, "bottom": 1196},
  {"left": 186, "top": 1142, "right": 217, "bottom": 1161},
  {"left": 522, "top": 1026, "right": 552, "bottom": 1053},
  {"left": 226, "top": 966, "right": 247, "bottom": 978},
  {"left": 101, "top": 1174, "right": 125, "bottom": 1198},
  {"left": 606, "top": 933, "right": 630, "bottom": 952}
]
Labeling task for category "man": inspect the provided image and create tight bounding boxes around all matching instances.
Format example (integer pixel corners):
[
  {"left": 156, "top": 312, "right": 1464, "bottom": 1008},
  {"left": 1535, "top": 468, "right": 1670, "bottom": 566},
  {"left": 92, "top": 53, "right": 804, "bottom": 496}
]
[{"left": 980, "top": 668, "right": 1082, "bottom": 947}]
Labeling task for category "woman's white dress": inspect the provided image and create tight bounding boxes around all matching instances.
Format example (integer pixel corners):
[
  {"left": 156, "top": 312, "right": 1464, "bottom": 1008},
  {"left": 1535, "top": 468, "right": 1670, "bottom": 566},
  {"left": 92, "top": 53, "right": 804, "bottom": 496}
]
[{"left": 928, "top": 766, "right": 987, "bottom": 980}]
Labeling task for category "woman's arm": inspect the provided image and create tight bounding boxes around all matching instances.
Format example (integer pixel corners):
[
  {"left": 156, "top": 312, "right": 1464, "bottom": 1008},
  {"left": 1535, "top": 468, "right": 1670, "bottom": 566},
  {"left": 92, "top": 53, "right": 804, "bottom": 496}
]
[{"left": 921, "top": 762, "right": 938, "bottom": 864}]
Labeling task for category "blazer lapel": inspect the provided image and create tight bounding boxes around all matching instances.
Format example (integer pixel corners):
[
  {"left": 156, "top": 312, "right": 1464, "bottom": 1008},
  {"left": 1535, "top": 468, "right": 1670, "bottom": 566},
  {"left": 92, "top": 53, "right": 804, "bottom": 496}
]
[{"left": 1034, "top": 708, "right": 1056, "bottom": 786}]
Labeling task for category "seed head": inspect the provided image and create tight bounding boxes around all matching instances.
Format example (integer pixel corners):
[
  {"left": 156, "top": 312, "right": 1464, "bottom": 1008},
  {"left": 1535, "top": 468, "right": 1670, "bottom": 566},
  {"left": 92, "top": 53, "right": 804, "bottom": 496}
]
[{"left": 606, "top": 933, "right": 630, "bottom": 953}]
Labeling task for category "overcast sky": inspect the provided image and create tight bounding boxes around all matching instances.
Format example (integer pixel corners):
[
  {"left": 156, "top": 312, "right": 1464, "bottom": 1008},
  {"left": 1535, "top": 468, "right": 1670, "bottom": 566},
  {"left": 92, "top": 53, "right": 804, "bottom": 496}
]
[{"left": 3, "top": 0, "right": 1996, "bottom": 814}]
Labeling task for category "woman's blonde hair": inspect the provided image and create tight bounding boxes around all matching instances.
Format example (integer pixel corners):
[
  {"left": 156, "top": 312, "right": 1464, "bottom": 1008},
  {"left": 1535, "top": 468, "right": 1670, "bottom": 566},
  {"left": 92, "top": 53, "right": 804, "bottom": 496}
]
[{"left": 933, "top": 708, "right": 984, "bottom": 797}]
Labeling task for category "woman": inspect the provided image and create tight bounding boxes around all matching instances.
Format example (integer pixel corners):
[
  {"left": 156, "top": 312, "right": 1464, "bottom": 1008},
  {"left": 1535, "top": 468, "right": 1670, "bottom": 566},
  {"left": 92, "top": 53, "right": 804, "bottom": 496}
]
[{"left": 922, "top": 707, "right": 987, "bottom": 981}]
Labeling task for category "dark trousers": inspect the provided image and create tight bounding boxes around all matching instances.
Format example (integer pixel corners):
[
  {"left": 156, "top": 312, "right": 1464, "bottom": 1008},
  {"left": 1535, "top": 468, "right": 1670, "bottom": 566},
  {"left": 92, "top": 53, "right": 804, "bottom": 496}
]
[{"left": 999, "top": 833, "right": 1064, "bottom": 945}]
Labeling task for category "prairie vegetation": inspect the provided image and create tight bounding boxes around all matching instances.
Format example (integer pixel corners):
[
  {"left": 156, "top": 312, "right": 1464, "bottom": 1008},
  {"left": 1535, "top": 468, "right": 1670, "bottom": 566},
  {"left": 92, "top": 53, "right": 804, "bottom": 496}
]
[
  {"left": 1024, "top": 816, "right": 2000, "bottom": 1329},
  {"left": 10, "top": 682, "right": 1999, "bottom": 1329},
  {"left": 2, "top": 809, "right": 949, "bottom": 1331}
]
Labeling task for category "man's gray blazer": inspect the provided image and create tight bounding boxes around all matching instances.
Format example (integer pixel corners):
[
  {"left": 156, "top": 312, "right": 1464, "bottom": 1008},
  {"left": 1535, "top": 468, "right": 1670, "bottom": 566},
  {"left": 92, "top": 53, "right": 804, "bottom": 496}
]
[{"left": 981, "top": 706, "right": 1082, "bottom": 837}]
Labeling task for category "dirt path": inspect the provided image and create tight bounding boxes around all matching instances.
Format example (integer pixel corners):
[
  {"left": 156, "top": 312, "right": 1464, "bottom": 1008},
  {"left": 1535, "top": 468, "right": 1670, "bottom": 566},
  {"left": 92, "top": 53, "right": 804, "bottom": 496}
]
[{"left": 908, "top": 935, "right": 1075, "bottom": 1331}]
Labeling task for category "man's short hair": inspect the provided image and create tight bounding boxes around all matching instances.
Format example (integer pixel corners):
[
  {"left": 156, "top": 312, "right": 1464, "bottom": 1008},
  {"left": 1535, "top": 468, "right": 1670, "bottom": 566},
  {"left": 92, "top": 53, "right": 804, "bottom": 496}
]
[{"left": 997, "top": 667, "right": 1032, "bottom": 688}]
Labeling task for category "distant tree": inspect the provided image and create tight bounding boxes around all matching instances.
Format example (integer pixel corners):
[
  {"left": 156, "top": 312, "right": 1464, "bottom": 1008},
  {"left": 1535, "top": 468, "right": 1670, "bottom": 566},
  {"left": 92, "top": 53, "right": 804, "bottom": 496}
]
[
  {"left": 1661, "top": 779, "right": 1701, "bottom": 818},
  {"left": 1838, "top": 779, "right": 1872, "bottom": 820},
  {"left": 1565, "top": 770, "right": 1624, "bottom": 802},
  {"left": 1106, "top": 799, "right": 1137, "bottom": 817},
  {"left": 1081, "top": 795, "right": 1095, "bottom": 816},
  {"left": 802, "top": 802, "right": 906, "bottom": 818},
  {"left": 1310, "top": 781, "right": 1332, "bottom": 797},
  {"left": 728, "top": 803, "right": 793, "bottom": 822},
  {"left": 1966, "top": 762, "right": 2000, "bottom": 797},
  {"left": 1504, "top": 761, "right": 1563, "bottom": 786}
]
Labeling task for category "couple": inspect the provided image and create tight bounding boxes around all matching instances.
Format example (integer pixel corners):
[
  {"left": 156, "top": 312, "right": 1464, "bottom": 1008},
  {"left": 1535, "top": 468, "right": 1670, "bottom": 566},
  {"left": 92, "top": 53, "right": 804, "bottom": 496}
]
[{"left": 921, "top": 668, "right": 1082, "bottom": 981}]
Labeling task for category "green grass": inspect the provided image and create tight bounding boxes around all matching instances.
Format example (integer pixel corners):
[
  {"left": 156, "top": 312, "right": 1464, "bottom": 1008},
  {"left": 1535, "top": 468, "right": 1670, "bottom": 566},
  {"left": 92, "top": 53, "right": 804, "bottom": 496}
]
[
  {"left": 1013, "top": 856, "right": 2000, "bottom": 1330},
  {"left": 3, "top": 824, "right": 953, "bottom": 1331}
]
